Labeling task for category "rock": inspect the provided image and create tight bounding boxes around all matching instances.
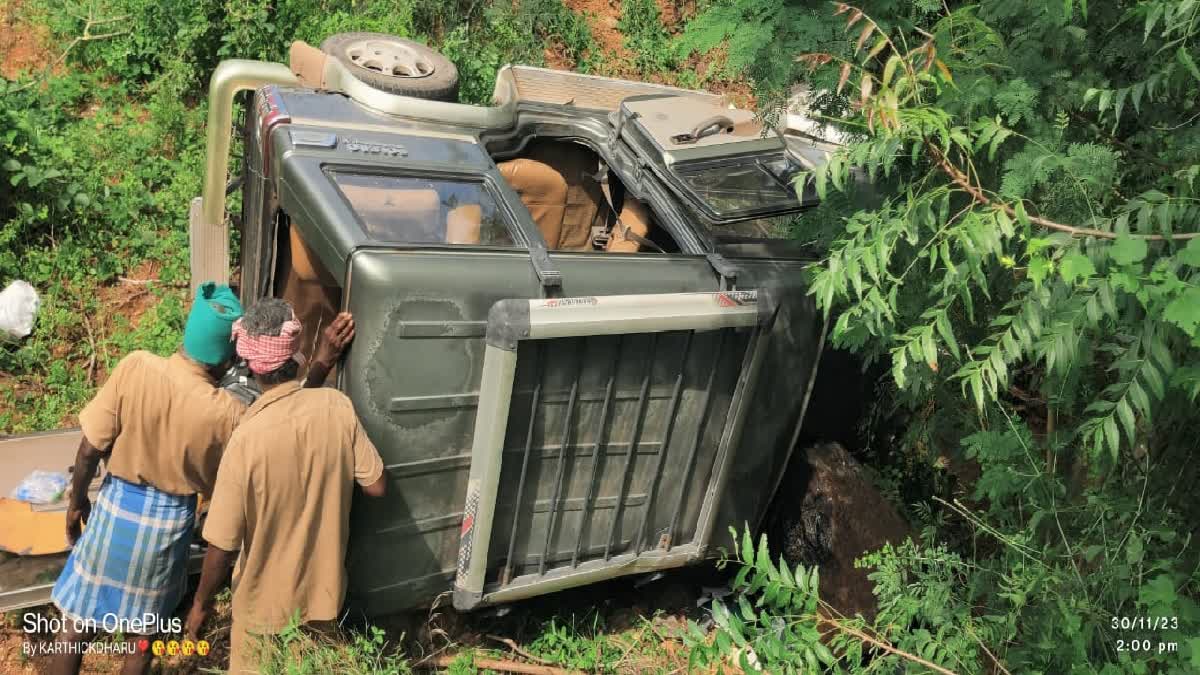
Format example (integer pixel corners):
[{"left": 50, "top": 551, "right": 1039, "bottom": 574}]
[{"left": 768, "top": 443, "right": 912, "bottom": 622}]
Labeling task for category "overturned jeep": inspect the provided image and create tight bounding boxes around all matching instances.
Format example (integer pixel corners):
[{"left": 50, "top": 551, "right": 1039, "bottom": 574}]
[{"left": 190, "top": 34, "right": 833, "bottom": 615}]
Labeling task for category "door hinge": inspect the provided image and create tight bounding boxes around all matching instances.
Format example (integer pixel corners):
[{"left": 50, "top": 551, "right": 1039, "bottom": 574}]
[
  {"left": 530, "top": 246, "right": 563, "bottom": 298},
  {"left": 706, "top": 252, "right": 738, "bottom": 291}
]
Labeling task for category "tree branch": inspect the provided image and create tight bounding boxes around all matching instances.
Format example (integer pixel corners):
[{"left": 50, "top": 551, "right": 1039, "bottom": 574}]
[
  {"left": 925, "top": 143, "right": 1200, "bottom": 241},
  {"left": 818, "top": 615, "right": 961, "bottom": 675},
  {"left": 9, "top": 13, "right": 129, "bottom": 93}
]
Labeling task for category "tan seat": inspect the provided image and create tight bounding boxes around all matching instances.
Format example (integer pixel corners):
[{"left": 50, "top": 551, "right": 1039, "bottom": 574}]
[
  {"left": 497, "top": 158, "right": 568, "bottom": 248},
  {"left": 278, "top": 224, "right": 340, "bottom": 379}
]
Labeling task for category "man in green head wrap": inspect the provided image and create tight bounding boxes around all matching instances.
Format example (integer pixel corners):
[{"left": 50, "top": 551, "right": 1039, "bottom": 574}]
[{"left": 182, "top": 281, "right": 244, "bottom": 367}]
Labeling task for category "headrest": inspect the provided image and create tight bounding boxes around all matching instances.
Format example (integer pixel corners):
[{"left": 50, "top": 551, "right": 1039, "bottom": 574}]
[
  {"left": 289, "top": 41, "right": 329, "bottom": 89},
  {"left": 497, "top": 159, "right": 568, "bottom": 202},
  {"left": 446, "top": 205, "right": 482, "bottom": 244}
]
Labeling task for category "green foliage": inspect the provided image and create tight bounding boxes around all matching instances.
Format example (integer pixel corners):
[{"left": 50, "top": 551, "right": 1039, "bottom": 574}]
[
  {"left": 619, "top": 0, "right": 676, "bottom": 74},
  {"left": 700, "top": 510, "right": 1200, "bottom": 674},
  {"left": 1, "top": 0, "right": 590, "bottom": 430},
  {"left": 524, "top": 612, "right": 625, "bottom": 670},
  {"left": 687, "top": 0, "right": 1200, "bottom": 672},
  {"left": 686, "top": 526, "right": 838, "bottom": 673},
  {"left": 443, "top": 0, "right": 596, "bottom": 104},
  {"left": 258, "top": 612, "right": 412, "bottom": 674}
]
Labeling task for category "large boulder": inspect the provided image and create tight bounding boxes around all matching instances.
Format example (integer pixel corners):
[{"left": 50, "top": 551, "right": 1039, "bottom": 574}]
[{"left": 768, "top": 443, "right": 912, "bottom": 621}]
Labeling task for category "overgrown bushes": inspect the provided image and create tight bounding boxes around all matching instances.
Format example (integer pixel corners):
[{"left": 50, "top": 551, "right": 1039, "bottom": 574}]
[
  {"left": 683, "top": 0, "right": 1200, "bottom": 672},
  {"left": 0, "top": 0, "right": 602, "bottom": 431}
]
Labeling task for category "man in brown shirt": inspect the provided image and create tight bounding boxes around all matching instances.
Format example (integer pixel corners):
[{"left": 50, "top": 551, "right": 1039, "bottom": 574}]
[
  {"left": 49, "top": 282, "right": 247, "bottom": 675},
  {"left": 184, "top": 298, "right": 386, "bottom": 674}
]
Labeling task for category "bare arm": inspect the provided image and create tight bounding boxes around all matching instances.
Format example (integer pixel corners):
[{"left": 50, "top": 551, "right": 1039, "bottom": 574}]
[
  {"left": 305, "top": 312, "right": 355, "bottom": 388},
  {"left": 185, "top": 544, "right": 236, "bottom": 641},
  {"left": 361, "top": 474, "right": 387, "bottom": 498},
  {"left": 66, "top": 436, "right": 107, "bottom": 545}
]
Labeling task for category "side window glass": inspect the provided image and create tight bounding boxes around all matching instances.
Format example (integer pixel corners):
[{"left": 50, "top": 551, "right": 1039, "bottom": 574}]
[{"left": 330, "top": 172, "right": 517, "bottom": 247}]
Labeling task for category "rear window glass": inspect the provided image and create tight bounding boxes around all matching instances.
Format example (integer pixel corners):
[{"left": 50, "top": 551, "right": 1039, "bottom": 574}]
[
  {"left": 330, "top": 173, "right": 516, "bottom": 247},
  {"left": 675, "top": 153, "right": 806, "bottom": 220}
]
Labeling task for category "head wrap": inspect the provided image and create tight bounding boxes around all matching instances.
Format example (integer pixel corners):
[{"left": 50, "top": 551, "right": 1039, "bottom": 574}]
[
  {"left": 231, "top": 315, "right": 303, "bottom": 375},
  {"left": 182, "top": 282, "right": 244, "bottom": 366}
]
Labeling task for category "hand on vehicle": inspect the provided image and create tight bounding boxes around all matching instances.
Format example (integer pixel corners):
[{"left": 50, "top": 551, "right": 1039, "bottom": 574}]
[
  {"left": 313, "top": 312, "right": 355, "bottom": 369},
  {"left": 66, "top": 496, "right": 91, "bottom": 546}
]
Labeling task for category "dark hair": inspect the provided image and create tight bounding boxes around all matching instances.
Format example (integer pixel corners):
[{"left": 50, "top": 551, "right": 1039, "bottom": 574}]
[
  {"left": 241, "top": 298, "right": 300, "bottom": 385},
  {"left": 241, "top": 298, "right": 293, "bottom": 337}
]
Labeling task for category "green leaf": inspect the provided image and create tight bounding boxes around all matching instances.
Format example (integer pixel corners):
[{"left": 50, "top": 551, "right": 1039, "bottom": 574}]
[
  {"left": 737, "top": 595, "right": 756, "bottom": 622},
  {"left": 1116, "top": 398, "right": 1136, "bottom": 444},
  {"left": 755, "top": 533, "right": 771, "bottom": 572},
  {"left": 1028, "top": 256, "right": 1053, "bottom": 288},
  {"left": 1179, "top": 238, "right": 1200, "bottom": 267},
  {"left": 1142, "top": 362, "right": 1166, "bottom": 399},
  {"left": 1164, "top": 287, "right": 1200, "bottom": 337},
  {"left": 814, "top": 642, "right": 836, "bottom": 665},
  {"left": 804, "top": 646, "right": 819, "bottom": 673},
  {"left": 1110, "top": 235, "right": 1147, "bottom": 266},
  {"left": 936, "top": 312, "right": 960, "bottom": 360},
  {"left": 1059, "top": 252, "right": 1096, "bottom": 284},
  {"left": 892, "top": 348, "right": 908, "bottom": 389},
  {"left": 1138, "top": 574, "right": 1177, "bottom": 613},
  {"left": 1104, "top": 416, "right": 1120, "bottom": 460},
  {"left": 777, "top": 555, "right": 794, "bottom": 586},
  {"left": 1177, "top": 47, "right": 1200, "bottom": 83},
  {"left": 1126, "top": 533, "right": 1143, "bottom": 565},
  {"left": 1128, "top": 380, "right": 1152, "bottom": 417},
  {"left": 921, "top": 329, "right": 938, "bottom": 370}
]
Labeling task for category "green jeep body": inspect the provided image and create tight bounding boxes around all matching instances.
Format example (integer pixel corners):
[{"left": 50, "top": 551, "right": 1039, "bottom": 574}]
[{"left": 190, "top": 52, "right": 832, "bottom": 616}]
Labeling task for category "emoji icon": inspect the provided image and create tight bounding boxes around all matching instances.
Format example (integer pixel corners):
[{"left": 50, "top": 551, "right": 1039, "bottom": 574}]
[
  {"left": 196, "top": 640, "right": 210, "bottom": 656},
  {"left": 167, "top": 640, "right": 179, "bottom": 656},
  {"left": 181, "top": 640, "right": 195, "bottom": 656},
  {"left": 152, "top": 640, "right": 165, "bottom": 656},
  {"left": 137, "top": 639, "right": 149, "bottom": 653}
]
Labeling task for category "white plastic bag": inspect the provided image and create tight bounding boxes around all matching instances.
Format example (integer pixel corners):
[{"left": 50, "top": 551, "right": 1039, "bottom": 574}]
[
  {"left": 0, "top": 280, "right": 39, "bottom": 339},
  {"left": 10, "top": 470, "right": 69, "bottom": 504}
]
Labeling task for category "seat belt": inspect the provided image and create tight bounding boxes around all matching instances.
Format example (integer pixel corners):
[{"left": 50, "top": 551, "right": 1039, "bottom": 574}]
[{"left": 593, "top": 161, "right": 665, "bottom": 254}]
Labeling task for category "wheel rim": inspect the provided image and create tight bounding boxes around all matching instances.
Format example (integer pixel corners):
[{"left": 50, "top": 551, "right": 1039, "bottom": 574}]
[{"left": 344, "top": 38, "right": 434, "bottom": 78}]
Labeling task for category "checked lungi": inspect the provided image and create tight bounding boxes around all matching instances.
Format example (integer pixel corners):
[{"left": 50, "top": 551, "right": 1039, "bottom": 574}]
[{"left": 51, "top": 474, "right": 197, "bottom": 634}]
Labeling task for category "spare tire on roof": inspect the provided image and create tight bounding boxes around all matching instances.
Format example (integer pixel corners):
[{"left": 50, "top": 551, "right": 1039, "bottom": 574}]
[{"left": 319, "top": 32, "right": 459, "bottom": 102}]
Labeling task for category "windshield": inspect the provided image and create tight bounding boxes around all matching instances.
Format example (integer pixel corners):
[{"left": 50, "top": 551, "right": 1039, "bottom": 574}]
[
  {"left": 674, "top": 153, "right": 806, "bottom": 220},
  {"left": 330, "top": 172, "right": 516, "bottom": 247}
]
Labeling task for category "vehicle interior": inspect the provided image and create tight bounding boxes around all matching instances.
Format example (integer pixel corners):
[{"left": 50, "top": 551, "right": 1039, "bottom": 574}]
[
  {"left": 487, "top": 137, "right": 681, "bottom": 255},
  {"left": 269, "top": 134, "right": 683, "bottom": 376}
]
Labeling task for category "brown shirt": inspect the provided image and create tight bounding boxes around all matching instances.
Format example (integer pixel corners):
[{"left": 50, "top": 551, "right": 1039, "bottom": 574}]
[
  {"left": 78, "top": 350, "right": 246, "bottom": 498},
  {"left": 202, "top": 381, "right": 384, "bottom": 632}
]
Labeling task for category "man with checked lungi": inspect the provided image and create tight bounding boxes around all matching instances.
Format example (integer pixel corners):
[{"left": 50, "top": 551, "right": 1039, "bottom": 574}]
[
  {"left": 48, "top": 282, "right": 247, "bottom": 675},
  {"left": 48, "top": 286, "right": 354, "bottom": 675},
  {"left": 183, "top": 298, "right": 387, "bottom": 674}
]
